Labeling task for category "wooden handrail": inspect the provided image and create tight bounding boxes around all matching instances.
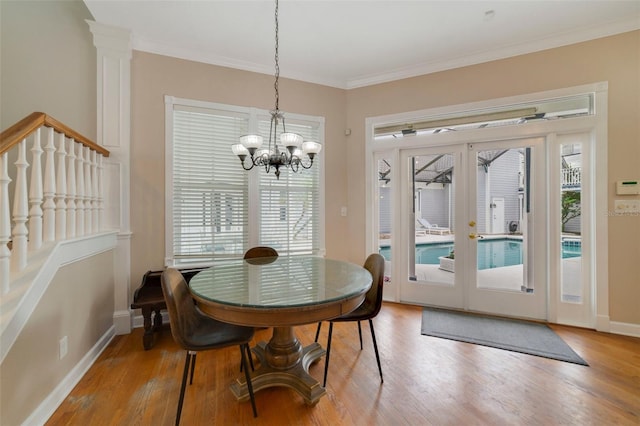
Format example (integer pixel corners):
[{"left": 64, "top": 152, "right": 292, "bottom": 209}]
[{"left": 0, "top": 112, "right": 109, "bottom": 157}]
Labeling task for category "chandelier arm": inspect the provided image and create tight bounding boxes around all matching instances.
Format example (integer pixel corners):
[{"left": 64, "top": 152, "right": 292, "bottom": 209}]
[
  {"left": 290, "top": 158, "right": 300, "bottom": 173},
  {"left": 239, "top": 157, "right": 256, "bottom": 171},
  {"left": 296, "top": 156, "right": 314, "bottom": 170}
]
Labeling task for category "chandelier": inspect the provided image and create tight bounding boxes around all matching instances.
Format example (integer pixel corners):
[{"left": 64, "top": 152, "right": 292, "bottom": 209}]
[{"left": 231, "top": 0, "right": 321, "bottom": 180}]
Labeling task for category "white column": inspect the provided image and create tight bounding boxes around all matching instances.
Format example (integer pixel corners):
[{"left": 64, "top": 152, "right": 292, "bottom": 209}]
[
  {"left": 11, "top": 140, "right": 29, "bottom": 273},
  {"left": 43, "top": 127, "right": 57, "bottom": 243},
  {"left": 88, "top": 20, "right": 132, "bottom": 334},
  {"left": 28, "top": 128, "right": 44, "bottom": 251},
  {"left": 0, "top": 153, "right": 12, "bottom": 293}
]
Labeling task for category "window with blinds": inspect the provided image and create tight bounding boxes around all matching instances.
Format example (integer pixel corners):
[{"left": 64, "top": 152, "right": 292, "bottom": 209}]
[
  {"left": 166, "top": 97, "right": 324, "bottom": 266},
  {"left": 257, "top": 115, "right": 322, "bottom": 255}
]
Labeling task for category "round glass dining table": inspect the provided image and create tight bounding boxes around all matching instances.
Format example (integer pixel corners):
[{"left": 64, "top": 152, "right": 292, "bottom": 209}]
[{"left": 189, "top": 255, "right": 372, "bottom": 405}]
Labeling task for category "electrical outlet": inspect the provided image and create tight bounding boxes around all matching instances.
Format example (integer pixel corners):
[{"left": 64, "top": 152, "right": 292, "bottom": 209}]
[
  {"left": 59, "top": 336, "right": 68, "bottom": 360},
  {"left": 341, "top": 207, "right": 347, "bottom": 217}
]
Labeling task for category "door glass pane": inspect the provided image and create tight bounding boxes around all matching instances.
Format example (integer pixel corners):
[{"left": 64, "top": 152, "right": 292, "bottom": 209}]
[
  {"left": 377, "top": 157, "right": 392, "bottom": 285},
  {"left": 475, "top": 148, "right": 528, "bottom": 292},
  {"left": 411, "top": 154, "right": 455, "bottom": 285},
  {"left": 560, "top": 143, "right": 582, "bottom": 303}
]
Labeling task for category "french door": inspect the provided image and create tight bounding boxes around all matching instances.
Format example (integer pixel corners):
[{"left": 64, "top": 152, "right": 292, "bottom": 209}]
[
  {"left": 385, "top": 138, "right": 546, "bottom": 319},
  {"left": 369, "top": 85, "right": 605, "bottom": 328},
  {"left": 466, "top": 138, "right": 546, "bottom": 319}
]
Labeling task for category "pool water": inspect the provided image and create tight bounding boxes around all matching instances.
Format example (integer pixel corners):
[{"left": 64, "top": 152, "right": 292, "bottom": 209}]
[{"left": 379, "top": 239, "right": 581, "bottom": 270}]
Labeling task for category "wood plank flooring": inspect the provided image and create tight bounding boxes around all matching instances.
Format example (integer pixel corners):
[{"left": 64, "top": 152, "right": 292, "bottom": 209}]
[{"left": 46, "top": 302, "right": 640, "bottom": 425}]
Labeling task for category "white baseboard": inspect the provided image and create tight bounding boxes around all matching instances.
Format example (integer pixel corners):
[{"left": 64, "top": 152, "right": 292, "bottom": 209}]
[
  {"left": 24, "top": 326, "right": 116, "bottom": 426},
  {"left": 113, "top": 309, "right": 132, "bottom": 334},
  {"left": 609, "top": 321, "right": 640, "bottom": 338}
]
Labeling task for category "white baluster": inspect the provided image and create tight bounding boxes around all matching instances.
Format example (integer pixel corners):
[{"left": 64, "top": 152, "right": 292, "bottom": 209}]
[
  {"left": 75, "top": 142, "right": 85, "bottom": 236},
  {"left": 43, "top": 127, "right": 57, "bottom": 242},
  {"left": 91, "top": 150, "right": 99, "bottom": 233},
  {"left": 28, "top": 128, "right": 44, "bottom": 251},
  {"left": 11, "top": 140, "right": 29, "bottom": 273},
  {"left": 0, "top": 153, "right": 12, "bottom": 293},
  {"left": 55, "top": 133, "right": 67, "bottom": 240},
  {"left": 84, "top": 146, "right": 92, "bottom": 234},
  {"left": 66, "top": 139, "right": 76, "bottom": 238}
]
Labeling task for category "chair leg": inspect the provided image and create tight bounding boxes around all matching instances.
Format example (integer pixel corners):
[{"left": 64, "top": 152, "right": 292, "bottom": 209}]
[
  {"left": 314, "top": 322, "right": 322, "bottom": 342},
  {"left": 240, "top": 344, "right": 255, "bottom": 373},
  {"left": 369, "top": 319, "right": 383, "bottom": 383},
  {"left": 240, "top": 344, "right": 258, "bottom": 417},
  {"left": 176, "top": 351, "right": 194, "bottom": 426},
  {"left": 357, "top": 321, "right": 363, "bottom": 350},
  {"left": 322, "top": 322, "right": 334, "bottom": 387},
  {"left": 189, "top": 353, "right": 197, "bottom": 385},
  {"left": 247, "top": 344, "right": 255, "bottom": 371}
]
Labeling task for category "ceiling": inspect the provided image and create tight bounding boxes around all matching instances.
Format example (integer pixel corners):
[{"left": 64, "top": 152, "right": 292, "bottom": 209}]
[{"left": 84, "top": 0, "right": 640, "bottom": 89}]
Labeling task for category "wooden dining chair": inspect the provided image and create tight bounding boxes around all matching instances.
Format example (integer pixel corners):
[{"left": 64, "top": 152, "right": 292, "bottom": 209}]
[
  {"left": 244, "top": 246, "right": 279, "bottom": 260},
  {"left": 161, "top": 268, "right": 258, "bottom": 424},
  {"left": 314, "top": 253, "right": 385, "bottom": 387}
]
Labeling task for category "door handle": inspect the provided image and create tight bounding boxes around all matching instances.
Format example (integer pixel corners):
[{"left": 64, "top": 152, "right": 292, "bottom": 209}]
[{"left": 468, "top": 233, "right": 485, "bottom": 240}]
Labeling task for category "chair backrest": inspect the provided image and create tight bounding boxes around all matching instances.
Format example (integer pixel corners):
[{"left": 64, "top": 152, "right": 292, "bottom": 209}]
[
  {"left": 161, "top": 268, "right": 201, "bottom": 350},
  {"left": 244, "top": 246, "right": 279, "bottom": 259},
  {"left": 362, "top": 253, "right": 385, "bottom": 318},
  {"left": 417, "top": 218, "right": 432, "bottom": 228}
]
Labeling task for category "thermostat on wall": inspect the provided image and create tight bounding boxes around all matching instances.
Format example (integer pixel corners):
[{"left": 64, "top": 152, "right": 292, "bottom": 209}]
[{"left": 616, "top": 180, "right": 639, "bottom": 195}]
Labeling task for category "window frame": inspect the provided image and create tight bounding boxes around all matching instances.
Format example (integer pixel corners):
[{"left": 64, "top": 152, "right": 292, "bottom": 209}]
[{"left": 164, "top": 95, "right": 326, "bottom": 267}]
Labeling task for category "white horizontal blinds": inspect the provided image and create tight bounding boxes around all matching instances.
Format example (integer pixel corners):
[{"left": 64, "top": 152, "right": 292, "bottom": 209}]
[
  {"left": 172, "top": 107, "right": 249, "bottom": 263},
  {"left": 258, "top": 116, "right": 321, "bottom": 255}
]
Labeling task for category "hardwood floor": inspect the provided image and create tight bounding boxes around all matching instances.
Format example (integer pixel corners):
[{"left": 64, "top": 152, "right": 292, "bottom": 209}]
[{"left": 47, "top": 302, "right": 640, "bottom": 425}]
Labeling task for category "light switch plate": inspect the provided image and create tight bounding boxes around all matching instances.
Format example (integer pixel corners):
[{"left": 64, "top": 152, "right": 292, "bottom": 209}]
[{"left": 614, "top": 199, "right": 640, "bottom": 213}]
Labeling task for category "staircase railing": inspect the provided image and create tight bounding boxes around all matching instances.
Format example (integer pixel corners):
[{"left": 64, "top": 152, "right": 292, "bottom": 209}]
[{"left": 0, "top": 112, "right": 110, "bottom": 292}]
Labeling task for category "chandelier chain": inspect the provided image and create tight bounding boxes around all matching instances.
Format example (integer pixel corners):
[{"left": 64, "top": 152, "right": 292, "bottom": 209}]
[{"left": 274, "top": 0, "right": 280, "bottom": 113}]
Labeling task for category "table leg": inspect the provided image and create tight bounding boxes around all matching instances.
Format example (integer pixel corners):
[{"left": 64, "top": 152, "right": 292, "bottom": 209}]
[{"left": 230, "top": 326, "right": 327, "bottom": 405}]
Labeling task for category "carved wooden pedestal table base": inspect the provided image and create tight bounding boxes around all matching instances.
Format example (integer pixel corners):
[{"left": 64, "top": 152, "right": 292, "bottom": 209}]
[{"left": 231, "top": 327, "right": 326, "bottom": 405}]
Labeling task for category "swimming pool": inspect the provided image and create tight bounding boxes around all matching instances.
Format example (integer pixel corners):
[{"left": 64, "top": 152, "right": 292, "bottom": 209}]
[{"left": 379, "top": 238, "right": 581, "bottom": 270}]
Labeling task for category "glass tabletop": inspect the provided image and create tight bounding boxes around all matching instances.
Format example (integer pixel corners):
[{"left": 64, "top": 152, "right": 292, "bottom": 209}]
[{"left": 189, "top": 255, "right": 372, "bottom": 309}]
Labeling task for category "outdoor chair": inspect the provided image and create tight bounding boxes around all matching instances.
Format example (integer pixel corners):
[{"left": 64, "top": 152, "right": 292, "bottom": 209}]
[
  {"left": 417, "top": 217, "right": 451, "bottom": 235},
  {"left": 314, "top": 253, "right": 385, "bottom": 387},
  {"left": 161, "top": 268, "right": 258, "bottom": 424}
]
